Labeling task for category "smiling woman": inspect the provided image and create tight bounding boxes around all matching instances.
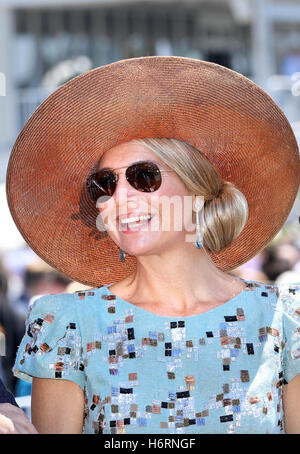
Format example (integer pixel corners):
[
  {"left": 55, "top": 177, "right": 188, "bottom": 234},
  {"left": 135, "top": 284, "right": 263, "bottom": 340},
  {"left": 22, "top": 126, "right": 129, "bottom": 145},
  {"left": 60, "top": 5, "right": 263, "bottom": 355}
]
[
  {"left": 93, "top": 137, "right": 248, "bottom": 271},
  {"left": 6, "top": 56, "right": 300, "bottom": 434}
]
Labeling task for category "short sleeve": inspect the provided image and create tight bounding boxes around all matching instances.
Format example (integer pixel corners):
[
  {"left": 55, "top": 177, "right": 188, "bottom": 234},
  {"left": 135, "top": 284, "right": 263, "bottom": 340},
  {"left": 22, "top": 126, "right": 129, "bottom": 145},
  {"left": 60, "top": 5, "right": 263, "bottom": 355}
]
[
  {"left": 13, "top": 292, "right": 85, "bottom": 391},
  {"left": 279, "top": 282, "right": 300, "bottom": 383}
]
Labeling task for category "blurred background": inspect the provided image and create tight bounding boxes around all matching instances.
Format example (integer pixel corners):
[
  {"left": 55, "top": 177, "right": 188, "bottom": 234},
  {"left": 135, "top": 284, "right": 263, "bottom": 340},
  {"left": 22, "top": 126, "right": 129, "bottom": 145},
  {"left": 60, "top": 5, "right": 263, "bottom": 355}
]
[{"left": 0, "top": 0, "right": 299, "bottom": 405}]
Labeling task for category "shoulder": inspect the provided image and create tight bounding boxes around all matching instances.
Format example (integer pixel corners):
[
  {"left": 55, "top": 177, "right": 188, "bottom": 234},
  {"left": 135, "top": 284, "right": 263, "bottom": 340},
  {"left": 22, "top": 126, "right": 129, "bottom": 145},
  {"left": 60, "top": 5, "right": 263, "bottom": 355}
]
[
  {"left": 243, "top": 279, "right": 279, "bottom": 305},
  {"left": 237, "top": 279, "right": 280, "bottom": 322},
  {"left": 27, "top": 291, "right": 75, "bottom": 320},
  {"left": 23, "top": 292, "right": 79, "bottom": 346},
  {"left": 247, "top": 279, "right": 300, "bottom": 309},
  {"left": 28, "top": 286, "right": 105, "bottom": 313},
  {"left": 27, "top": 285, "right": 114, "bottom": 325}
]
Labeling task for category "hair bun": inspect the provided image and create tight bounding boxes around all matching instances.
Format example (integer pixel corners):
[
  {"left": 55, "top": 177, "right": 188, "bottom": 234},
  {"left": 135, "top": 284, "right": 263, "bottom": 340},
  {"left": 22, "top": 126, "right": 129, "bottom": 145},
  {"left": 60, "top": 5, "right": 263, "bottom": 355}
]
[{"left": 216, "top": 181, "right": 228, "bottom": 198}]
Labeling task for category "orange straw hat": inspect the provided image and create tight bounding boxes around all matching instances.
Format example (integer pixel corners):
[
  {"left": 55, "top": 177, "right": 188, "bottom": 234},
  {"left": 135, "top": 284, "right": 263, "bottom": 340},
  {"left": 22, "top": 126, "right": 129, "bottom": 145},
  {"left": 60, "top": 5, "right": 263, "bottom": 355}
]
[{"left": 5, "top": 56, "right": 300, "bottom": 288}]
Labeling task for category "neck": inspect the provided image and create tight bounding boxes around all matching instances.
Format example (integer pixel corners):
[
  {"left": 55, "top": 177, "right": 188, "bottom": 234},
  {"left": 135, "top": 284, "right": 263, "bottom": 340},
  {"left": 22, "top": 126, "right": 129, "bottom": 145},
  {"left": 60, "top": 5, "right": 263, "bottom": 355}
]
[{"left": 122, "top": 242, "right": 244, "bottom": 315}]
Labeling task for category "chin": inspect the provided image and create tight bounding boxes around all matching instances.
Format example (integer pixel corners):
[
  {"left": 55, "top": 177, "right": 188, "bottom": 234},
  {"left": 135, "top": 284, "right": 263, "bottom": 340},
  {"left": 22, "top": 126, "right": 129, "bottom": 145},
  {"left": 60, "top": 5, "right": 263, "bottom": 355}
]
[{"left": 120, "top": 236, "right": 161, "bottom": 257}]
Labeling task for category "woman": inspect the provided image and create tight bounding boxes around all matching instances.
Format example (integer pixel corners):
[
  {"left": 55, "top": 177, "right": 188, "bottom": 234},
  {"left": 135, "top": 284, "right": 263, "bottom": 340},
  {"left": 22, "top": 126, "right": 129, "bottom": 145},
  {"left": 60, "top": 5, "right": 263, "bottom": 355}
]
[{"left": 6, "top": 57, "right": 300, "bottom": 434}]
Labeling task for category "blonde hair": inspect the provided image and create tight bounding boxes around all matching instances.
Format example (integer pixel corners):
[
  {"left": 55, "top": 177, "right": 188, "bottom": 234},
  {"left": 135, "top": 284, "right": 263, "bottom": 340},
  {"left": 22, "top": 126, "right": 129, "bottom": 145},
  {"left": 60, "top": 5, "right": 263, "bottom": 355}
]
[{"left": 130, "top": 137, "right": 248, "bottom": 253}]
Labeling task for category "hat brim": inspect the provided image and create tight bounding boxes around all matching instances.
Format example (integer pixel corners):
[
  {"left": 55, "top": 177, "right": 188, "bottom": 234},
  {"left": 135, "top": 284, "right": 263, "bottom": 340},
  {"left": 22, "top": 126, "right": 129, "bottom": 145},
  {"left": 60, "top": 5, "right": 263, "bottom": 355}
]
[{"left": 6, "top": 56, "right": 300, "bottom": 287}]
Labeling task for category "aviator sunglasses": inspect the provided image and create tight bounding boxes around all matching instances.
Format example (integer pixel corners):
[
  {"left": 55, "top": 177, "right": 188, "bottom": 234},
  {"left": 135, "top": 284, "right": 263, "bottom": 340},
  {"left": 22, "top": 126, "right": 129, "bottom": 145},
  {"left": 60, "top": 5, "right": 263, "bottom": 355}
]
[{"left": 86, "top": 160, "right": 174, "bottom": 201}]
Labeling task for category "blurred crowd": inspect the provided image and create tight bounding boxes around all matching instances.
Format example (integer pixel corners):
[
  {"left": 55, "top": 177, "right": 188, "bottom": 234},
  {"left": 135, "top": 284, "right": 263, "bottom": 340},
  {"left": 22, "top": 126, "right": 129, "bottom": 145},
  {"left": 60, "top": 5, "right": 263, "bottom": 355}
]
[
  {"left": 231, "top": 237, "right": 300, "bottom": 285},
  {"left": 0, "top": 247, "right": 89, "bottom": 397},
  {"left": 0, "top": 234, "right": 300, "bottom": 397}
]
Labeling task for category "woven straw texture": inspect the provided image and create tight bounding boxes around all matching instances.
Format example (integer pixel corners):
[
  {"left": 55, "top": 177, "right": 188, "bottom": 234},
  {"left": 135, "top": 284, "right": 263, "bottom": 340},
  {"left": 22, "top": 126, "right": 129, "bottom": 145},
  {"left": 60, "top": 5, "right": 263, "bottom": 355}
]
[{"left": 6, "top": 56, "right": 300, "bottom": 287}]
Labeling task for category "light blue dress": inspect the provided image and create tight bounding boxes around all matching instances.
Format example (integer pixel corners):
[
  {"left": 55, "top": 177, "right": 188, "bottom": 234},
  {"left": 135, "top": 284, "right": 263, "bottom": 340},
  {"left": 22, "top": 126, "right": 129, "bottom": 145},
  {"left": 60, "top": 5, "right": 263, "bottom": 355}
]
[{"left": 13, "top": 278, "right": 300, "bottom": 434}]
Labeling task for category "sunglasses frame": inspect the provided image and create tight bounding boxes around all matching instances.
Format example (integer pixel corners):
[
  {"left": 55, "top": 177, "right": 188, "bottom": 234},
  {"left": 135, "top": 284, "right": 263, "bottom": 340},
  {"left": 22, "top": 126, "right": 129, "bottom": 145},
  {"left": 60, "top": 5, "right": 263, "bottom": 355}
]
[{"left": 86, "top": 160, "right": 175, "bottom": 201}]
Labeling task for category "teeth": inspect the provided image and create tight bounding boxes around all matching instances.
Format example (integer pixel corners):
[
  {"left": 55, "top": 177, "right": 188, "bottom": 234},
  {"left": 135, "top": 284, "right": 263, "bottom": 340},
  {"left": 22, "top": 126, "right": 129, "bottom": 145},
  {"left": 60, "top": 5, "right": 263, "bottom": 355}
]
[{"left": 120, "top": 214, "right": 152, "bottom": 225}]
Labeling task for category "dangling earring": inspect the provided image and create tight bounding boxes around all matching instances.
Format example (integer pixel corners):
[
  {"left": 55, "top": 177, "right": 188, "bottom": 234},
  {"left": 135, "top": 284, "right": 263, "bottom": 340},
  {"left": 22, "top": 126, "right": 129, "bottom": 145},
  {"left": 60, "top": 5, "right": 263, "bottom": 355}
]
[
  {"left": 119, "top": 247, "right": 126, "bottom": 262},
  {"left": 194, "top": 198, "right": 204, "bottom": 249}
]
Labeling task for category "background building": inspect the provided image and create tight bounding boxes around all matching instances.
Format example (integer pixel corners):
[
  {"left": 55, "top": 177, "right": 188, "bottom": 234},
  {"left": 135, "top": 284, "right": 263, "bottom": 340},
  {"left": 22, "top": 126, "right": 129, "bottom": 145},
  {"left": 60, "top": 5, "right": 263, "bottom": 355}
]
[{"left": 0, "top": 1, "right": 299, "bottom": 149}]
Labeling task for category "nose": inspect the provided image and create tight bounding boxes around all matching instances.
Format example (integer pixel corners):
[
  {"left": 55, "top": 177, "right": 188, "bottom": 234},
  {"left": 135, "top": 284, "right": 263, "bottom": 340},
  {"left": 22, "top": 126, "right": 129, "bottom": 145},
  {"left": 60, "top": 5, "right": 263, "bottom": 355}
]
[
  {"left": 112, "top": 171, "right": 150, "bottom": 216},
  {"left": 113, "top": 171, "right": 135, "bottom": 202}
]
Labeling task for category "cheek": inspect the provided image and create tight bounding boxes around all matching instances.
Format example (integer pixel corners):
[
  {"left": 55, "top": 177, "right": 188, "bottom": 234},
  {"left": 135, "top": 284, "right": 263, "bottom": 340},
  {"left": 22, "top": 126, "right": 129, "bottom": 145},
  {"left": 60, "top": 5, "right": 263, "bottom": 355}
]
[
  {"left": 159, "top": 175, "right": 191, "bottom": 205},
  {"left": 154, "top": 192, "right": 191, "bottom": 234}
]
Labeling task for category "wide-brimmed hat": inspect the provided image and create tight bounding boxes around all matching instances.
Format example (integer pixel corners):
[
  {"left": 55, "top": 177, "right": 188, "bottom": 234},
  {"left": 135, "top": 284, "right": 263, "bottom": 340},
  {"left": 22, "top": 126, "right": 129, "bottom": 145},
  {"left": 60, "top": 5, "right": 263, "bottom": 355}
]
[{"left": 6, "top": 56, "right": 300, "bottom": 288}]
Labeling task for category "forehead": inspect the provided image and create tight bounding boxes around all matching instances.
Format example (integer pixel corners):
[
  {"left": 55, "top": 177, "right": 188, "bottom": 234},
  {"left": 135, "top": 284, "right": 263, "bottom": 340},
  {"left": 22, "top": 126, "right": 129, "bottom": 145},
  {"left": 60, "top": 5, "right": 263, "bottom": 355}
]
[{"left": 98, "top": 142, "right": 166, "bottom": 169}]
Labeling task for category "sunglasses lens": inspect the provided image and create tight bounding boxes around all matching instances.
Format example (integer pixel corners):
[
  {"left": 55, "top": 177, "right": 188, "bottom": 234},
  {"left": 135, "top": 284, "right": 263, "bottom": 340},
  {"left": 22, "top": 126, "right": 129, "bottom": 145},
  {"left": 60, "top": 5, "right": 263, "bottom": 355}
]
[
  {"left": 126, "top": 162, "right": 162, "bottom": 192},
  {"left": 86, "top": 170, "right": 116, "bottom": 201}
]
